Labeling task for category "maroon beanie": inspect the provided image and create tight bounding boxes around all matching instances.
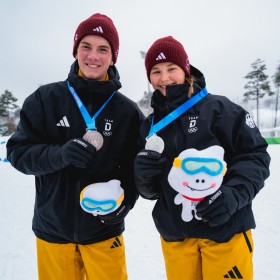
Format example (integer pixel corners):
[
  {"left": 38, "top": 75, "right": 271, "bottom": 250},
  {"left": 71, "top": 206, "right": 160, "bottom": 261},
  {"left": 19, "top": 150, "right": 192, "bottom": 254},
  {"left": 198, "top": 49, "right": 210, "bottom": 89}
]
[
  {"left": 145, "top": 36, "right": 190, "bottom": 81},
  {"left": 73, "top": 13, "right": 119, "bottom": 64}
]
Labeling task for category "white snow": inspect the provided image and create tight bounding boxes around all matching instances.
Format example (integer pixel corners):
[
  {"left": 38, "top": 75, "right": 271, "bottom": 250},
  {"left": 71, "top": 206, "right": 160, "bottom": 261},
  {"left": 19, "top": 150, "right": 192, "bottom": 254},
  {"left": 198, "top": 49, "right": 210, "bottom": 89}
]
[{"left": 0, "top": 138, "right": 279, "bottom": 279}]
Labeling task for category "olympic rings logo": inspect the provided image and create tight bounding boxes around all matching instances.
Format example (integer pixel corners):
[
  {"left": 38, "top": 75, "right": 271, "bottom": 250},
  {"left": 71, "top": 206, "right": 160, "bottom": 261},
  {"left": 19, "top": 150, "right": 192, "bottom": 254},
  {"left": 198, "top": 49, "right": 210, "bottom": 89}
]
[
  {"left": 188, "top": 127, "right": 198, "bottom": 133},
  {"left": 103, "top": 131, "right": 112, "bottom": 136}
]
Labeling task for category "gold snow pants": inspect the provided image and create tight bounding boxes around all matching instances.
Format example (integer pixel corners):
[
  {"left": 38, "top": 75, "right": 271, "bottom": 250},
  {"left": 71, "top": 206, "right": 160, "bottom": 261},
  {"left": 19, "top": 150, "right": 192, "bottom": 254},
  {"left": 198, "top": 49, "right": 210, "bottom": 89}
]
[
  {"left": 36, "top": 235, "right": 127, "bottom": 280},
  {"left": 161, "top": 230, "right": 254, "bottom": 280}
]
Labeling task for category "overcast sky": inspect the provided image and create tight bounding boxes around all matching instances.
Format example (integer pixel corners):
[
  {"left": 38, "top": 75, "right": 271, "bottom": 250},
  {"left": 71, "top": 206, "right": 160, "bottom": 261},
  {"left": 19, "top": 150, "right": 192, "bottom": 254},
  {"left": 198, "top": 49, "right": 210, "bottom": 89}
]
[{"left": 0, "top": 0, "right": 279, "bottom": 106}]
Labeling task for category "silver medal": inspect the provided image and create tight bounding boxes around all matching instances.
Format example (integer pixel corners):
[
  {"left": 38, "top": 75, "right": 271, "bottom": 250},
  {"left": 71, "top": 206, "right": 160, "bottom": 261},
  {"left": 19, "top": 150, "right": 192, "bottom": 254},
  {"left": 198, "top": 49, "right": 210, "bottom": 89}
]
[
  {"left": 145, "top": 134, "right": 165, "bottom": 154},
  {"left": 83, "top": 130, "right": 104, "bottom": 151}
]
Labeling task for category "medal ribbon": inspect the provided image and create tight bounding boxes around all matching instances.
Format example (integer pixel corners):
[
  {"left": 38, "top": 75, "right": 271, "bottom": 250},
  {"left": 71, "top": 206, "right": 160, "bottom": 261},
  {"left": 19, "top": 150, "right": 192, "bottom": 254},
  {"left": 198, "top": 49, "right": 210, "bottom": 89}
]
[
  {"left": 147, "top": 88, "right": 208, "bottom": 138},
  {"left": 67, "top": 81, "right": 116, "bottom": 130}
]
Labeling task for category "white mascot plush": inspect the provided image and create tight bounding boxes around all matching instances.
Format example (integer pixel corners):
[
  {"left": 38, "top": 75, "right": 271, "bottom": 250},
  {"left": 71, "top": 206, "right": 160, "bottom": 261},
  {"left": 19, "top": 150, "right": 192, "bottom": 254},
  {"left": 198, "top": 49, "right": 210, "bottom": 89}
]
[
  {"left": 80, "top": 179, "right": 124, "bottom": 216},
  {"left": 168, "top": 145, "right": 227, "bottom": 222}
]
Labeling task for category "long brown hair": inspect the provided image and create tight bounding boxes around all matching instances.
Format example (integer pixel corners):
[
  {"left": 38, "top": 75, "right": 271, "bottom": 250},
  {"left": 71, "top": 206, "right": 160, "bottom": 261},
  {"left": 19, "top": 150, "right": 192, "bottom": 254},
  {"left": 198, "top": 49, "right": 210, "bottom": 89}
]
[{"left": 186, "top": 75, "right": 194, "bottom": 97}]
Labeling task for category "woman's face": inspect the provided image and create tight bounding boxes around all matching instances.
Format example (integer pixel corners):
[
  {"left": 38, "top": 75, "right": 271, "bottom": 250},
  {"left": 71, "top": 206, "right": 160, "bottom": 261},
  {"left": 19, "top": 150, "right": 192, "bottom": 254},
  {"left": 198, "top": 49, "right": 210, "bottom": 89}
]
[{"left": 149, "top": 62, "right": 185, "bottom": 96}]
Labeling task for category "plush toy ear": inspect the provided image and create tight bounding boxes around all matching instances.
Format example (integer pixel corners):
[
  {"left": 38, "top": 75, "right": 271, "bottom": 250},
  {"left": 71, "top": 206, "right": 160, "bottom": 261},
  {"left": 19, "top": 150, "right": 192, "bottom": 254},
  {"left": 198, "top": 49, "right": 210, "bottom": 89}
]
[
  {"left": 208, "top": 145, "right": 224, "bottom": 159},
  {"left": 109, "top": 179, "right": 122, "bottom": 189},
  {"left": 209, "top": 145, "right": 227, "bottom": 169}
]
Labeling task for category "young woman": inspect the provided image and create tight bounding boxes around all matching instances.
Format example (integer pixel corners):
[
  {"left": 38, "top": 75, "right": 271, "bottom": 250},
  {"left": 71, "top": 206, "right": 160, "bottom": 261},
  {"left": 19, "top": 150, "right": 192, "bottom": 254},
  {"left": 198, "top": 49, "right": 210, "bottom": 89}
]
[{"left": 134, "top": 36, "right": 270, "bottom": 280}]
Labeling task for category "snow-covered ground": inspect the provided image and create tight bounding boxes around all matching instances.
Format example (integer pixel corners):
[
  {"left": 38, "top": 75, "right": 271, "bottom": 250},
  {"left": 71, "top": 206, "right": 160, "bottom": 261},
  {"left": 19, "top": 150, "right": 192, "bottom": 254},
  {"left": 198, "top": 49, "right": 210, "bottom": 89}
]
[{"left": 0, "top": 138, "right": 279, "bottom": 279}]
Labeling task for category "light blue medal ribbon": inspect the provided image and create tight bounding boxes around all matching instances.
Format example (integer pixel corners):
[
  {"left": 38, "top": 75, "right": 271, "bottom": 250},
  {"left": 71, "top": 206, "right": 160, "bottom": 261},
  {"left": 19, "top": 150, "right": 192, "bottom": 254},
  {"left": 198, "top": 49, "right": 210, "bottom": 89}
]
[
  {"left": 67, "top": 81, "right": 116, "bottom": 130},
  {"left": 147, "top": 88, "right": 208, "bottom": 138}
]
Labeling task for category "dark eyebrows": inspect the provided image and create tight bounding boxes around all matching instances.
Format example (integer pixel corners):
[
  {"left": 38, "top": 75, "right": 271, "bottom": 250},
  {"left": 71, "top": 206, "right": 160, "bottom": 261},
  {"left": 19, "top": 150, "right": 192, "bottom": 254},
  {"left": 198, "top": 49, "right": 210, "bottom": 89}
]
[
  {"left": 80, "top": 41, "right": 91, "bottom": 47},
  {"left": 79, "top": 40, "right": 110, "bottom": 50},
  {"left": 151, "top": 62, "right": 177, "bottom": 71},
  {"left": 99, "top": 45, "right": 111, "bottom": 50},
  {"left": 166, "top": 63, "right": 177, "bottom": 67}
]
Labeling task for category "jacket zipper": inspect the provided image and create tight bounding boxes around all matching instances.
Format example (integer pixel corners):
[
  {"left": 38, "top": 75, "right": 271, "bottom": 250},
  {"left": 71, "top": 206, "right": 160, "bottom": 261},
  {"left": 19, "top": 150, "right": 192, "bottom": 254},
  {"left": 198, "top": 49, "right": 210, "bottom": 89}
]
[
  {"left": 166, "top": 100, "right": 189, "bottom": 238},
  {"left": 74, "top": 180, "right": 80, "bottom": 243}
]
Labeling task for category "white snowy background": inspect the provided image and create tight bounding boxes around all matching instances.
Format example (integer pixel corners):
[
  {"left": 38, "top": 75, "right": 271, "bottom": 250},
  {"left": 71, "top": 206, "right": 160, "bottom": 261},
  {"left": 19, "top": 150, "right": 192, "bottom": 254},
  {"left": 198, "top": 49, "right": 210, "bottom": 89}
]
[{"left": 0, "top": 136, "right": 279, "bottom": 279}]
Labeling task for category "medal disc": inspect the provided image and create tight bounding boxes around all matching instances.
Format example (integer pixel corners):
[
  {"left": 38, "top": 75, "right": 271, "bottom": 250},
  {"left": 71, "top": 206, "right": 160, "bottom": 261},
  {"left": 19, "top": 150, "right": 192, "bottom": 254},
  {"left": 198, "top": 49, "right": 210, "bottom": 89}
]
[
  {"left": 83, "top": 130, "right": 104, "bottom": 151},
  {"left": 145, "top": 134, "right": 165, "bottom": 154}
]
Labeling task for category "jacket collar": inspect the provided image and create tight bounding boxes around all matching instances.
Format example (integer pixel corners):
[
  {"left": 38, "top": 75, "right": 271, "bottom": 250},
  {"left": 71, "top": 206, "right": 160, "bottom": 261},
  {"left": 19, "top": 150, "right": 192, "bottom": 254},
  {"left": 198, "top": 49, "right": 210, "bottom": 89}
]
[
  {"left": 67, "top": 60, "right": 122, "bottom": 98},
  {"left": 151, "top": 65, "right": 206, "bottom": 114}
]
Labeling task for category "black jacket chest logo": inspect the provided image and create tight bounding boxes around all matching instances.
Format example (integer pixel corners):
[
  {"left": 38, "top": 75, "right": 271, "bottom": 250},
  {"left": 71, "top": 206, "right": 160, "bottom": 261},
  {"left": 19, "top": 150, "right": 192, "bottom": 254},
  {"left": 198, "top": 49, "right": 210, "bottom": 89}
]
[
  {"left": 188, "top": 116, "right": 198, "bottom": 133},
  {"left": 102, "top": 119, "right": 114, "bottom": 136}
]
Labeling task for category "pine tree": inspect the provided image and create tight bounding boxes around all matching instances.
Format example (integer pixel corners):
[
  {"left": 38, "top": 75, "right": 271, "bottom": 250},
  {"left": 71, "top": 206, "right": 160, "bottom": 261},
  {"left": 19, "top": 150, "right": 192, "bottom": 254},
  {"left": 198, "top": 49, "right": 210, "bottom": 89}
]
[
  {"left": 0, "top": 90, "right": 19, "bottom": 116},
  {"left": 243, "top": 59, "right": 272, "bottom": 127},
  {"left": 0, "top": 90, "right": 19, "bottom": 136},
  {"left": 272, "top": 63, "right": 280, "bottom": 127}
]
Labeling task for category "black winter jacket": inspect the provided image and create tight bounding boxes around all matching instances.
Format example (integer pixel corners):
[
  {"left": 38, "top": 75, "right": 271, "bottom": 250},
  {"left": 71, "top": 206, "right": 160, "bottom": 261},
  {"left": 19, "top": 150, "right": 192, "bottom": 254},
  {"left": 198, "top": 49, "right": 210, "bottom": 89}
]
[
  {"left": 7, "top": 61, "right": 145, "bottom": 244},
  {"left": 136, "top": 65, "right": 270, "bottom": 243}
]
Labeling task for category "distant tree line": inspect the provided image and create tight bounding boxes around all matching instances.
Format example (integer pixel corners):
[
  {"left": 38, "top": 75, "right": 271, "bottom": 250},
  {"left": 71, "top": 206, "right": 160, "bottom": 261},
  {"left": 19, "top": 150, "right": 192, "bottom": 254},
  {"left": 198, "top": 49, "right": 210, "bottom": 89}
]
[
  {"left": 243, "top": 59, "right": 280, "bottom": 127},
  {"left": 2, "top": 58, "right": 280, "bottom": 136},
  {"left": 137, "top": 58, "right": 280, "bottom": 128}
]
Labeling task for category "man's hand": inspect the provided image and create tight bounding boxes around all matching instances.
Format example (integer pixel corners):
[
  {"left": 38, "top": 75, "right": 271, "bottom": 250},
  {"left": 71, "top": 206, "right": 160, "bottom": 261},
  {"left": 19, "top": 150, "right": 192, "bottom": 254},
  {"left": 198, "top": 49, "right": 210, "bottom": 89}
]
[
  {"left": 134, "top": 149, "right": 166, "bottom": 178},
  {"left": 196, "top": 186, "right": 238, "bottom": 227},
  {"left": 99, "top": 202, "right": 131, "bottom": 225},
  {"left": 61, "top": 138, "right": 97, "bottom": 168}
]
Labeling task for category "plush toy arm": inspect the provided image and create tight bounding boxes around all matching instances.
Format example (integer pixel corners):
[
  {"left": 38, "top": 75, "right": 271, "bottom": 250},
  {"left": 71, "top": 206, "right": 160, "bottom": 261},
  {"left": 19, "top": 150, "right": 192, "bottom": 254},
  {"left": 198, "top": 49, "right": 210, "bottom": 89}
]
[{"left": 174, "top": 194, "right": 183, "bottom": 205}]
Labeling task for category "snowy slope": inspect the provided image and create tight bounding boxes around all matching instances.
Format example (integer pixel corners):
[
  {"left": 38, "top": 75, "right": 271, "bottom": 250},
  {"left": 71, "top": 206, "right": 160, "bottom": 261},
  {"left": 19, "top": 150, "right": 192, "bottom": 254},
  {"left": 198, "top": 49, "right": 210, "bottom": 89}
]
[{"left": 0, "top": 138, "right": 279, "bottom": 279}]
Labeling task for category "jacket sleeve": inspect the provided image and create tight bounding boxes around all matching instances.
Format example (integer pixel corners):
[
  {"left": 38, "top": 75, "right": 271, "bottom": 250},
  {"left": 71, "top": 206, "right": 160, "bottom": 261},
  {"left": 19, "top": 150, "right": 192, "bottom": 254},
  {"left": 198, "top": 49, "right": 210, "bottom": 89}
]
[
  {"left": 6, "top": 90, "right": 66, "bottom": 176},
  {"left": 217, "top": 100, "right": 271, "bottom": 210},
  {"left": 118, "top": 108, "right": 145, "bottom": 208},
  {"left": 134, "top": 117, "right": 162, "bottom": 200}
]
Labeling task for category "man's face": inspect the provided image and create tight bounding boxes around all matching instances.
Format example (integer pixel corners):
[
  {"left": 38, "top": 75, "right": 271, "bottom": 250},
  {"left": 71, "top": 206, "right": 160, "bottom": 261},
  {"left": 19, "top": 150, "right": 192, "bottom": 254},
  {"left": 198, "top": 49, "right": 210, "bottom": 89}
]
[{"left": 75, "top": 35, "right": 113, "bottom": 80}]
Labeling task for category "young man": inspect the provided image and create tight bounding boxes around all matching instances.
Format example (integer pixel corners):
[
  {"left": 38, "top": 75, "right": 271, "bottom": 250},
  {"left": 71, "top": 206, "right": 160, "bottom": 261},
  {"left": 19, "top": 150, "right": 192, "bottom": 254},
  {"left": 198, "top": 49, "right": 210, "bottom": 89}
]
[
  {"left": 7, "top": 13, "right": 144, "bottom": 280},
  {"left": 134, "top": 36, "right": 270, "bottom": 280}
]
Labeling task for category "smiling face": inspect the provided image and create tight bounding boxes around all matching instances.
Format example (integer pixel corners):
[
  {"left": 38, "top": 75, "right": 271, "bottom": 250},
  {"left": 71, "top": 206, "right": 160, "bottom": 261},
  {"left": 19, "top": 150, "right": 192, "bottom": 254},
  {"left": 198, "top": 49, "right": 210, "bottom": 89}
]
[
  {"left": 75, "top": 35, "right": 113, "bottom": 80},
  {"left": 168, "top": 146, "right": 227, "bottom": 199},
  {"left": 168, "top": 167, "right": 223, "bottom": 199},
  {"left": 149, "top": 62, "right": 186, "bottom": 96}
]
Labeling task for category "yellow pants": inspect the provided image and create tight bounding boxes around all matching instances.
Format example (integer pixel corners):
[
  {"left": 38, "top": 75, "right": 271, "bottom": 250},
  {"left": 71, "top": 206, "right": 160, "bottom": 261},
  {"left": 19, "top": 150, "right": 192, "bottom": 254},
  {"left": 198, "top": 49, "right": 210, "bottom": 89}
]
[
  {"left": 161, "top": 230, "right": 254, "bottom": 280},
  {"left": 36, "top": 235, "right": 127, "bottom": 280}
]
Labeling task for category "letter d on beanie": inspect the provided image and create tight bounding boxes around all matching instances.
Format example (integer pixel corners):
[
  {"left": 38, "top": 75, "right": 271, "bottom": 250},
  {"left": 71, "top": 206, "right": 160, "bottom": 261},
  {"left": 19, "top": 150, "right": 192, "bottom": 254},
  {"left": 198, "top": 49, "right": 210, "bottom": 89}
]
[
  {"left": 73, "top": 13, "right": 119, "bottom": 64},
  {"left": 145, "top": 36, "right": 190, "bottom": 82}
]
